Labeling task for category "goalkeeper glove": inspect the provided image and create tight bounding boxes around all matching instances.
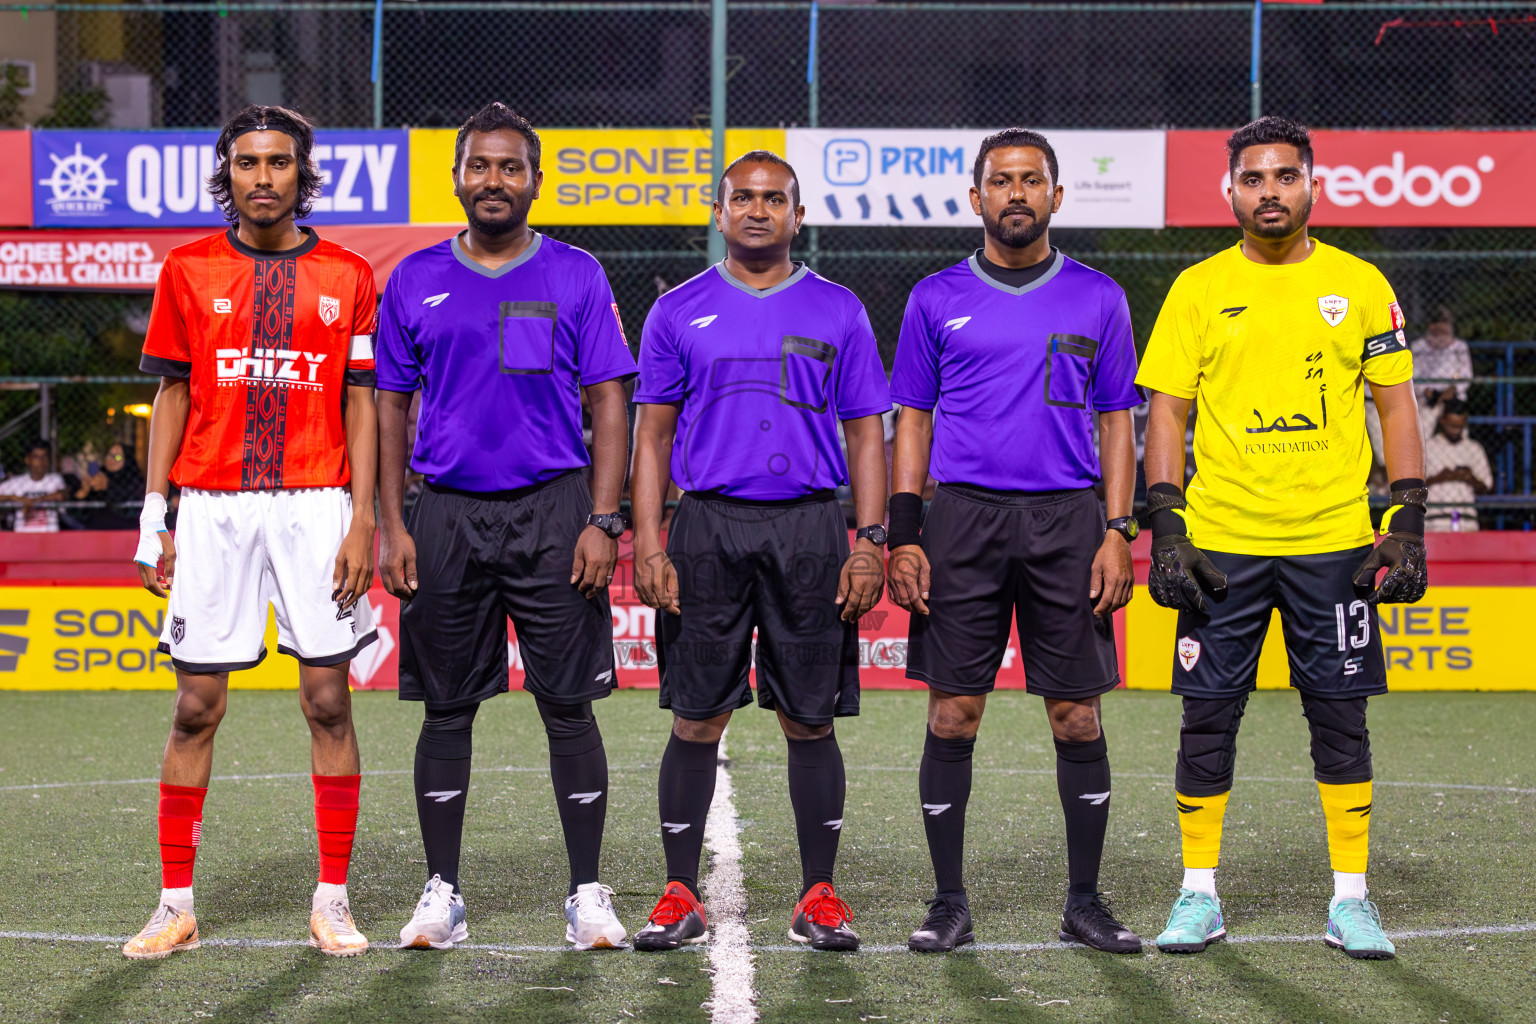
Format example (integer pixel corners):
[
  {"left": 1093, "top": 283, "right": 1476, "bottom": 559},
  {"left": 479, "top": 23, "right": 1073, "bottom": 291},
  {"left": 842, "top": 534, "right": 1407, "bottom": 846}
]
[
  {"left": 1145, "top": 483, "right": 1227, "bottom": 615},
  {"left": 1352, "top": 479, "right": 1428, "bottom": 605}
]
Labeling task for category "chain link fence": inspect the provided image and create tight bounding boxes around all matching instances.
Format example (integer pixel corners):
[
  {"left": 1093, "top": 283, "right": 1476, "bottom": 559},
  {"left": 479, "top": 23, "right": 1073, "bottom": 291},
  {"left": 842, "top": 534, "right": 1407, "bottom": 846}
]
[{"left": 2, "top": 1, "right": 1535, "bottom": 526}]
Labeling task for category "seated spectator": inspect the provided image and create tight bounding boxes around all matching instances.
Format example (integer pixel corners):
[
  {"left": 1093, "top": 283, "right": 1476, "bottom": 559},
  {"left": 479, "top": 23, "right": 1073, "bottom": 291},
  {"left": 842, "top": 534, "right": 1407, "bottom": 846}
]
[
  {"left": 82, "top": 442, "right": 145, "bottom": 530},
  {"left": 1424, "top": 400, "right": 1492, "bottom": 533},
  {"left": 1411, "top": 306, "right": 1473, "bottom": 441},
  {"left": 0, "top": 440, "right": 67, "bottom": 533}
]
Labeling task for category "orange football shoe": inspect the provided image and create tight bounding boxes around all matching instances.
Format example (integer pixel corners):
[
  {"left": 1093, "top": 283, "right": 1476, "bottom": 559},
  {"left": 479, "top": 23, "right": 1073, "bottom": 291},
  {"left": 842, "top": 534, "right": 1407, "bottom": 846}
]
[
  {"left": 122, "top": 904, "right": 200, "bottom": 960},
  {"left": 309, "top": 897, "right": 369, "bottom": 956}
]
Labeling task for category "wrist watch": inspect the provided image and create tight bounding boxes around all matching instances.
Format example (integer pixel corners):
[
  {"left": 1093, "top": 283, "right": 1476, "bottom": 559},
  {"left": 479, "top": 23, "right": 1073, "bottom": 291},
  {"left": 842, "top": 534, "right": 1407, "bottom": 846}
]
[
  {"left": 855, "top": 524, "right": 888, "bottom": 547},
  {"left": 586, "top": 512, "right": 626, "bottom": 538},
  {"left": 1106, "top": 516, "right": 1139, "bottom": 543}
]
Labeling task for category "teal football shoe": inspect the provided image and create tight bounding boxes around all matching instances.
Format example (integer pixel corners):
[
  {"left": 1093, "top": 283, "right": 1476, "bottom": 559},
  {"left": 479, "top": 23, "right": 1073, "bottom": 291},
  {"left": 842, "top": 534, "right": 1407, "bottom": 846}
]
[
  {"left": 1155, "top": 888, "right": 1226, "bottom": 953},
  {"left": 1326, "top": 897, "right": 1395, "bottom": 960}
]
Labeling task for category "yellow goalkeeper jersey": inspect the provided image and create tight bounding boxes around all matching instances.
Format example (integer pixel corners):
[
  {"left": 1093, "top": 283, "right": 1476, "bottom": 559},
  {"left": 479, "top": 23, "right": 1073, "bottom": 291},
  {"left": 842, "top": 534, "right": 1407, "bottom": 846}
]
[{"left": 1136, "top": 240, "right": 1413, "bottom": 556}]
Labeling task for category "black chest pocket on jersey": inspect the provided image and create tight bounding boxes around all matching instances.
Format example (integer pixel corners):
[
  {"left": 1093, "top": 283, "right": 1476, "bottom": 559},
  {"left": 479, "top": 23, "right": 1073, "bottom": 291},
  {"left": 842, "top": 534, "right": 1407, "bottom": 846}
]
[
  {"left": 499, "top": 300, "right": 558, "bottom": 374},
  {"left": 1044, "top": 333, "right": 1097, "bottom": 409},
  {"left": 780, "top": 336, "right": 837, "bottom": 413}
]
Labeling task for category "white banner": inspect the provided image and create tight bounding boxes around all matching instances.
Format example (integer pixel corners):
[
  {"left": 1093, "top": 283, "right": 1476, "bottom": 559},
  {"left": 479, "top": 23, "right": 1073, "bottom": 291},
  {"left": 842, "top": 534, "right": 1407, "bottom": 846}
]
[{"left": 786, "top": 129, "right": 1166, "bottom": 228}]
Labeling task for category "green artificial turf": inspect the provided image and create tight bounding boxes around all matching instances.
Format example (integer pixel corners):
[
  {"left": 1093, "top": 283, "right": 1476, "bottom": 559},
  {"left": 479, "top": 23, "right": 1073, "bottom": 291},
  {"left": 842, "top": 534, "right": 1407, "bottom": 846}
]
[{"left": 1, "top": 688, "right": 1531, "bottom": 1023}]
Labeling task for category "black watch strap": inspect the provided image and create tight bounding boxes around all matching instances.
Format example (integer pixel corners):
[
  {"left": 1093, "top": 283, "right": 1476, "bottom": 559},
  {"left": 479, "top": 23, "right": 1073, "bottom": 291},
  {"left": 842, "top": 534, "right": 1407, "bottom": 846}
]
[
  {"left": 1107, "top": 516, "right": 1139, "bottom": 542},
  {"left": 856, "top": 524, "right": 888, "bottom": 547}
]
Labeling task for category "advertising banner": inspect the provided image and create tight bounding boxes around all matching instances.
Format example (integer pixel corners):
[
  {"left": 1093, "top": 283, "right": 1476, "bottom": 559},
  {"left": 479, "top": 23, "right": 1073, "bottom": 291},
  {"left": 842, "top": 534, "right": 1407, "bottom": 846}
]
[
  {"left": 0, "top": 131, "right": 32, "bottom": 228},
  {"left": 1165, "top": 130, "right": 1536, "bottom": 227},
  {"left": 409, "top": 128, "right": 786, "bottom": 226},
  {"left": 31, "top": 129, "right": 411, "bottom": 228},
  {"left": 785, "top": 128, "right": 1166, "bottom": 228},
  {"left": 1125, "top": 586, "right": 1532, "bottom": 691},
  {"left": 0, "top": 224, "right": 458, "bottom": 292}
]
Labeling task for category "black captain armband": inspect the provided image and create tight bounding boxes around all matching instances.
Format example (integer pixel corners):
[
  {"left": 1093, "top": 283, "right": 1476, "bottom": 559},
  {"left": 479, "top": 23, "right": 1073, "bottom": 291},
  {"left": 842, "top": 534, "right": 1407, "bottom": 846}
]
[
  {"left": 887, "top": 492, "right": 924, "bottom": 549},
  {"left": 1382, "top": 478, "right": 1427, "bottom": 536}
]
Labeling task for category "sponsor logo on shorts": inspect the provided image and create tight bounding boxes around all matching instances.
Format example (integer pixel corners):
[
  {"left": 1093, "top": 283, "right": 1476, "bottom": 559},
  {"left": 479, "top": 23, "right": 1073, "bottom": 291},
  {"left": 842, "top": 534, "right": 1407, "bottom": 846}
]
[
  {"left": 1317, "top": 293, "right": 1349, "bottom": 327},
  {"left": 1177, "top": 636, "right": 1201, "bottom": 670},
  {"left": 171, "top": 616, "right": 186, "bottom": 644},
  {"left": 318, "top": 294, "right": 340, "bottom": 326}
]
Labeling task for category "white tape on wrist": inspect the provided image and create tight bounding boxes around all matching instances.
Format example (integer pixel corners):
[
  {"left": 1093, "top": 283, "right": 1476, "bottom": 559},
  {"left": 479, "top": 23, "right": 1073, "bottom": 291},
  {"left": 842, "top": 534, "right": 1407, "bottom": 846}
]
[{"left": 135, "top": 492, "right": 168, "bottom": 567}]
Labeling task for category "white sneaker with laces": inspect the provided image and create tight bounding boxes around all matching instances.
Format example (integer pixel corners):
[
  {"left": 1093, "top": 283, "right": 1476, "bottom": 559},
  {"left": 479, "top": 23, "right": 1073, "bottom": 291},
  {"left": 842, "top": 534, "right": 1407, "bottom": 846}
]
[
  {"left": 564, "top": 882, "right": 628, "bottom": 950},
  {"left": 399, "top": 874, "right": 468, "bottom": 950}
]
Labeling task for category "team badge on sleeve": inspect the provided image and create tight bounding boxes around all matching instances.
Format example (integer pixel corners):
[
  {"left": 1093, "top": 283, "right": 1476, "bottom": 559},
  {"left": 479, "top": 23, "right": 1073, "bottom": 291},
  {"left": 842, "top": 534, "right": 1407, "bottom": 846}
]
[
  {"left": 1317, "top": 294, "right": 1349, "bottom": 328},
  {"left": 1388, "top": 301, "right": 1405, "bottom": 330},
  {"left": 1177, "top": 636, "right": 1201, "bottom": 671},
  {"left": 318, "top": 294, "right": 340, "bottom": 326}
]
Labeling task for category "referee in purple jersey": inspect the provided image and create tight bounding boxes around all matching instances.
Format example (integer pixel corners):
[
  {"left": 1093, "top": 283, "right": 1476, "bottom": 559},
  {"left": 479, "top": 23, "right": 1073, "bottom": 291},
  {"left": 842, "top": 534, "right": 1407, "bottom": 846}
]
[
  {"left": 374, "top": 103, "right": 637, "bottom": 951},
  {"left": 888, "top": 129, "right": 1144, "bottom": 954}
]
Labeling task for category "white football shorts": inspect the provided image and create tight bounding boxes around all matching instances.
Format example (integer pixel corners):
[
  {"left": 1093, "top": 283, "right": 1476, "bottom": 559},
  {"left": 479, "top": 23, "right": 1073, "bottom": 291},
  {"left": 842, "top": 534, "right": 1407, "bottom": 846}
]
[{"left": 159, "top": 487, "right": 378, "bottom": 672}]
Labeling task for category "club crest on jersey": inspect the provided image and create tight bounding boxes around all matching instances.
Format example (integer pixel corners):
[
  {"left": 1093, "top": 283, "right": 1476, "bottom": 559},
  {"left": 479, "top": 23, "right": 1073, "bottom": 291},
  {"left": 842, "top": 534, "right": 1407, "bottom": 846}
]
[
  {"left": 1177, "top": 636, "right": 1201, "bottom": 671},
  {"left": 1317, "top": 294, "right": 1349, "bottom": 328},
  {"left": 318, "top": 294, "right": 340, "bottom": 326}
]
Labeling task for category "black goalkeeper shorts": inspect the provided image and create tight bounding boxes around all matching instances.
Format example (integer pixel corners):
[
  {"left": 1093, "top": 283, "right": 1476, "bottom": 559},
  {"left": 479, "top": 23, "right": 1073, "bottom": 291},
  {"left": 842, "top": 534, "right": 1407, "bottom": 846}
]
[
  {"left": 906, "top": 484, "right": 1120, "bottom": 700},
  {"left": 397, "top": 472, "right": 617, "bottom": 711},
  {"left": 1171, "top": 546, "right": 1387, "bottom": 700}
]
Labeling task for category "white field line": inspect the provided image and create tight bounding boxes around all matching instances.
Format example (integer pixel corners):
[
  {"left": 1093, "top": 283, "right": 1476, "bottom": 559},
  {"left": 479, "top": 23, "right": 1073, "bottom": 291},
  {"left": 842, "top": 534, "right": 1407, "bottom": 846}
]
[
  {"left": 5, "top": 765, "right": 1530, "bottom": 796},
  {"left": 4, "top": 921, "right": 1533, "bottom": 955},
  {"left": 700, "top": 731, "right": 757, "bottom": 1024}
]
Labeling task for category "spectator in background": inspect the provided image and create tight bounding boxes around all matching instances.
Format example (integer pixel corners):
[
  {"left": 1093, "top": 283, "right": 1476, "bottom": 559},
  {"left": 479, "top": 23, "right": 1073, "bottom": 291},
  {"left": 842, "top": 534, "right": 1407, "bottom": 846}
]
[
  {"left": 82, "top": 442, "right": 146, "bottom": 530},
  {"left": 0, "top": 440, "right": 67, "bottom": 533},
  {"left": 1412, "top": 306, "right": 1473, "bottom": 440},
  {"left": 1424, "top": 399, "right": 1492, "bottom": 533}
]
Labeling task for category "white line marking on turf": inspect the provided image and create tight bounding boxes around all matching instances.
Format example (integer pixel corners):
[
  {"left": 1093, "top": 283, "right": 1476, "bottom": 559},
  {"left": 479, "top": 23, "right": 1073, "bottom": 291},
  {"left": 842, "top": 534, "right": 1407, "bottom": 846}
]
[
  {"left": 701, "top": 730, "right": 757, "bottom": 1023},
  {"left": 4, "top": 921, "right": 1533, "bottom": 955}
]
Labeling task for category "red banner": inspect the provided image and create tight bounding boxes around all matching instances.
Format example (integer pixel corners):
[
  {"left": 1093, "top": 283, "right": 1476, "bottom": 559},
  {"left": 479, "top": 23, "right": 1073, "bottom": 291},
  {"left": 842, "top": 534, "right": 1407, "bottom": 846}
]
[
  {"left": 0, "top": 224, "right": 458, "bottom": 293},
  {"left": 0, "top": 132, "right": 32, "bottom": 228},
  {"left": 1166, "top": 129, "right": 1536, "bottom": 227}
]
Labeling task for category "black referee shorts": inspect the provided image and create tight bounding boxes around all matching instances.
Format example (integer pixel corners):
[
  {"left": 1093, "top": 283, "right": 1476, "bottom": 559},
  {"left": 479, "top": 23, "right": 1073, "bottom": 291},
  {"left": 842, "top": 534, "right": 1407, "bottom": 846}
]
[
  {"left": 1172, "top": 545, "right": 1388, "bottom": 700},
  {"left": 397, "top": 471, "right": 617, "bottom": 710},
  {"left": 906, "top": 484, "right": 1119, "bottom": 700},
  {"left": 657, "top": 491, "right": 859, "bottom": 726}
]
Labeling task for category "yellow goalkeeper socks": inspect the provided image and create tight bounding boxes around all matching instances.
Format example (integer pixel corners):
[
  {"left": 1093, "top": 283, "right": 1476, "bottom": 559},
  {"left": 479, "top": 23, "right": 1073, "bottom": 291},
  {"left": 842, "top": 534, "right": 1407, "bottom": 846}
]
[
  {"left": 1318, "top": 780, "right": 1372, "bottom": 874},
  {"left": 1176, "top": 790, "right": 1230, "bottom": 873}
]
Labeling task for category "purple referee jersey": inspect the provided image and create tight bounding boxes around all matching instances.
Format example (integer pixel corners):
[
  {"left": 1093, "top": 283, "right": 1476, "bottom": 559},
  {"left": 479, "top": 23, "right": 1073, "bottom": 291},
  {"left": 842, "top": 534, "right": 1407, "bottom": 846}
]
[
  {"left": 890, "top": 250, "right": 1141, "bottom": 491},
  {"left": 374, "top": 233, "right": 636, "bottom": 492},
  {"left": 634, "top": 262, "right": 891, "bottom": 500}
]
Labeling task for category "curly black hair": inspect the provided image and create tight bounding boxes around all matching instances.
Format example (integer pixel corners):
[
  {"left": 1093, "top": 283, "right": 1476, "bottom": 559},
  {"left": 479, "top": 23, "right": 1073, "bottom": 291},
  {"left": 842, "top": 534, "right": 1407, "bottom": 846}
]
[
  {"left": 1227, "top": 115, "right": 1313, "bottom": 176},
  {"left": 453, "top": 102, "right": 541, "bottom": 173},
  {"left": 206, "top": 104, "right": 323, "bottom": 224}
]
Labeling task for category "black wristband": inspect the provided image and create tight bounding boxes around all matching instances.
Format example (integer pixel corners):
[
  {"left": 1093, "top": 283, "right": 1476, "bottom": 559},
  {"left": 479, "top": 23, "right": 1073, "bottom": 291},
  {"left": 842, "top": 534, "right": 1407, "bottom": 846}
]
[
  {"left": 1387, "top": 477, "right": 1427, "bottom": 535},
  {"left": 888, "top": 491, "right": 923, "bottom": 549},
  {"left": 1145, "top": 483, "right": 1187, "bottom": 539}
]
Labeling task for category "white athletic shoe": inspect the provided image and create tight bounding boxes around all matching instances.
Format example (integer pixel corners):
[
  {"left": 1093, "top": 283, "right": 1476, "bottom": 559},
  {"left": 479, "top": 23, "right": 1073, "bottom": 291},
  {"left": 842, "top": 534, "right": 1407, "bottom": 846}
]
[
  {"left": 564, "top": 882, "right": 628, "bottom": 950},
  {"left": 399, "top": 874, "right": 468, "bottom": 950}
]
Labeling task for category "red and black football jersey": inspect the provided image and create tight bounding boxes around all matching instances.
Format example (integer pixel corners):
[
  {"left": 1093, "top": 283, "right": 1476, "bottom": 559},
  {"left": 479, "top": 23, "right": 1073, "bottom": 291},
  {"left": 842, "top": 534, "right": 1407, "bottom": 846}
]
[{"left": 141, "top": 228, "right": 377, "bottom": 491}]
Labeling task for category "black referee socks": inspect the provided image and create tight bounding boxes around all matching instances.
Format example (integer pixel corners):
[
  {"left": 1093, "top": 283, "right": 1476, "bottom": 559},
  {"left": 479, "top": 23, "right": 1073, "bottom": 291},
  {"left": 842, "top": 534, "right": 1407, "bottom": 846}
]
[
  {"left": 537, "top": 700, "right": 608, "bottom": 896},
  {"left": 657, "top": 732, "right": 719, "bottom": 900},
  {"left": 1055, "top": 732, "right": 1112, "bottom": 904},
  {"left": 919, "top": 729, "right": 976, "bottom": 896},
  {"left": 786, "top": 731, "right": 847, "bottom": 896},
  {"left": 414, "top": 704, "right": 479, "bottom": 891}
]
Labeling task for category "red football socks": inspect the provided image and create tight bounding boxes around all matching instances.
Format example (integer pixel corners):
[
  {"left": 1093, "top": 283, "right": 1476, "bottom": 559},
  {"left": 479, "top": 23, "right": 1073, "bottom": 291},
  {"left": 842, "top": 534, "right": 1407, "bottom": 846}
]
[
  {"left": 158, "top": 783, "right": 207, "bottom": 888},
  {"left": 312, "top": 774, "right": 361, "bottom": 885}
]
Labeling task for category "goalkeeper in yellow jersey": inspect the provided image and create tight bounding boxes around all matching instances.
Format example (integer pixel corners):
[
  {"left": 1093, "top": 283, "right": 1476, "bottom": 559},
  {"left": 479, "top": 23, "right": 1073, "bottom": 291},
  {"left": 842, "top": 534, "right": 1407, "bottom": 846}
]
[{"left": 1136, "top": 117, "right": 1427, "bottom": 961}]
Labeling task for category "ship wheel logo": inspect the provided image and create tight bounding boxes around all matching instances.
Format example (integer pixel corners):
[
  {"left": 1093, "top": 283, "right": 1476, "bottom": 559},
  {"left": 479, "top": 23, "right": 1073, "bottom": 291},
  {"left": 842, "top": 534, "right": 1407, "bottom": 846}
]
[{"left": 37, "top": 143, "right": 118, "bottom": 216}]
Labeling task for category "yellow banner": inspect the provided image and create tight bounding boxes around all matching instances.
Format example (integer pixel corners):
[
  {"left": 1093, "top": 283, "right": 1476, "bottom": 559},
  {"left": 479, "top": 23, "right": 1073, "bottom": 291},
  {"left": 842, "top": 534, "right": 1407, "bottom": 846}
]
[
  {"left": 0, "top": 587, "right": 297, "bottom": 691},
  {"left": 1125, "top": 586, "right": 1534, "bottom": 692},
  {"left": 409, "top": 128, "right": 787, "bottom": 226}
]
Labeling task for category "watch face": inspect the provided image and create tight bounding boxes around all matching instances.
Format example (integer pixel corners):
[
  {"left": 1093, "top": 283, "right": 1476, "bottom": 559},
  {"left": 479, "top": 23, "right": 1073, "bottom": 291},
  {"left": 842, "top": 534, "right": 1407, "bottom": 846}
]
[
  {"left": 1115, "top": 518, "right": 1139, "bottom": 540},
  {"left": 860, "top": 525, "right": 888, "bottom": 545}
]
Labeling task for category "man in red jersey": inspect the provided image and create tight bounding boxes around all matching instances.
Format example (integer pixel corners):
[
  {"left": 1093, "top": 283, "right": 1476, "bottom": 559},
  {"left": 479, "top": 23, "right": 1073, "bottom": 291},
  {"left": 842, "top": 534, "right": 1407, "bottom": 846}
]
[{"left": 123, "top": 105, "right": 379, "bottom": 959}]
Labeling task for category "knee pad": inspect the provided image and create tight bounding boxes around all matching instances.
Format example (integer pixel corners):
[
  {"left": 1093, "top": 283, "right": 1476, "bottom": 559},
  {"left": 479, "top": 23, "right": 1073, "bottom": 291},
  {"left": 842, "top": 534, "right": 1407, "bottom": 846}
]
[
  {"left": 1301, "top": 694, "right": 1372, "bottom": 785},
  {"left": 537, "top": 699, "right": 602, "bottom": 756},
  {"left": 1174, "top": 694, "right": 1248, "bottom": 797},
  {"left": 416, "top": 704, "right": 479, "bottom": 760}
]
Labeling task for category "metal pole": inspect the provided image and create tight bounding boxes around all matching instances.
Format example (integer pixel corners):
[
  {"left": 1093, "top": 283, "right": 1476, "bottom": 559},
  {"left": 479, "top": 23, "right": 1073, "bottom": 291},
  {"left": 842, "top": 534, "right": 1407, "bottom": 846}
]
[
  {"left": 708, "top": 0, "right": 727, "bottom": 264},
  {"left": 40, "top": 383, "right": 53, "bottom": 467},
  {"left": 371, "top": 0, "right": 384, "bottom": 129},
  {"left": 806, "top": 1, "right": 819, "bottom": 270},
  {"left": 1249, "top": 0, "right": 1262, "bottom": 121}
]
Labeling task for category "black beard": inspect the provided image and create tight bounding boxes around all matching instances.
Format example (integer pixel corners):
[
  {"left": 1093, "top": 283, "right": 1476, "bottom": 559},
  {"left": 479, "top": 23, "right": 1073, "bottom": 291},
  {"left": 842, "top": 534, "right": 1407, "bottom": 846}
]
[
  {"left": 461, "top": 189, "right": 533, "bottom": 237},
  {"left": 1242, "top": 194, "right": 1312, "bottom": 238},
  {"left": 987, "top": 206, "right": 1050, "bottom": 249}
]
